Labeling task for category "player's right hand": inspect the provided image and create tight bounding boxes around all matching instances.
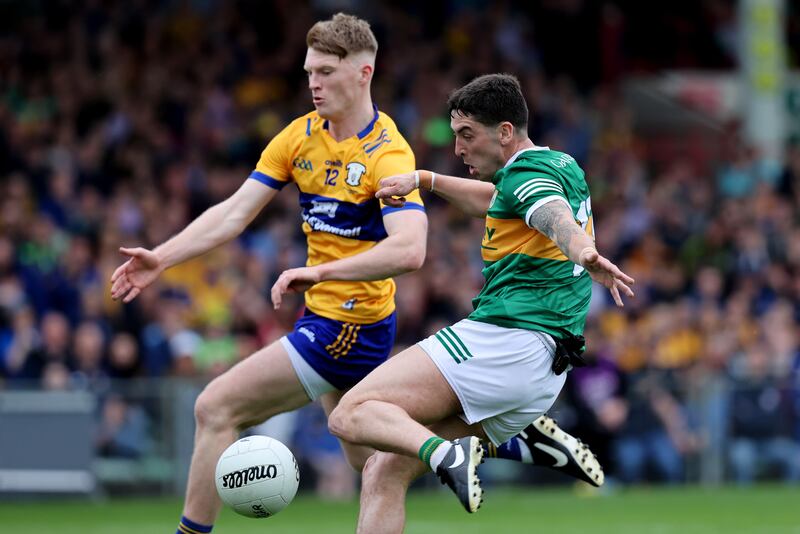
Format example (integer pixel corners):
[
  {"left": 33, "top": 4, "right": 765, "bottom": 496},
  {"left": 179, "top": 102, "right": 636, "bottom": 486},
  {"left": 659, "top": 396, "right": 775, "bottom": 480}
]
[
  {"left": 579, "top": 248, "right": 635, "bottom": 307},
  {"left": 375, "top": 172, "right": 416, "bottom": 207},
  {"left": 110, "top": 247, "right": 164, "bottom": 303}
]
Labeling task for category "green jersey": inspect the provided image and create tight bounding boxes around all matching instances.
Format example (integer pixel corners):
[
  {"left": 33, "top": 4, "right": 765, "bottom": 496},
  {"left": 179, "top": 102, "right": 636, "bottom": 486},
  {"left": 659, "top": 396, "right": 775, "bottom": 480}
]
[{"left": 468, "top": 148, "right": 594, "bottom": 338}]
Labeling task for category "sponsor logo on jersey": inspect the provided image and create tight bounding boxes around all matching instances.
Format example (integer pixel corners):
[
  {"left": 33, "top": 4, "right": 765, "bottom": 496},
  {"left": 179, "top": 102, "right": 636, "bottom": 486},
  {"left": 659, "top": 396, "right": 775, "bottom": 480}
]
[
  {"left": 293, "top": 157, "right": 314, "bottom": 171},
  {"left": 309, "top": 200, "right": 339, "bottom": 218},
  {"left": 325, "top": 159, "right": 342, "bottom": 167},
  {"left": 345, "top": 162, "right": 367, "bottom": 187},
  {"left": 549, "top": 154, "right": 575, "bottom": 168},
  {"left": 302, "top": 213, "right": 362, "bottom": 237}
]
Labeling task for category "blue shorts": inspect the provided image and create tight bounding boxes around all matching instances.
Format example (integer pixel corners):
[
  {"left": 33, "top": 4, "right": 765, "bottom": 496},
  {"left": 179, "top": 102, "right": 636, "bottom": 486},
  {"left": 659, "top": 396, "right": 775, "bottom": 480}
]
[{"left": 284, "top": 310, "right": 396, "bottom": 394}]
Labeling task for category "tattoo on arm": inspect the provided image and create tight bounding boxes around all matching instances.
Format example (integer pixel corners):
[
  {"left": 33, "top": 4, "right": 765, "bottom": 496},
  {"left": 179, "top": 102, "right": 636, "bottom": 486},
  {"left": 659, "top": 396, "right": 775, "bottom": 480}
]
[{"left": 527, "top": 201, "right": 586, "bottom": 257}]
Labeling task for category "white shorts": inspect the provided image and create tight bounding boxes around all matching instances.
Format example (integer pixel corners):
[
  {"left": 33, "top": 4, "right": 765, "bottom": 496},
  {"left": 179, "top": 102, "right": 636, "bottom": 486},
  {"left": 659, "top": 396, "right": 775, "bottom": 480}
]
[
  {"left": 280, "top": 337, "right": 336, "bottom": 401},
  {"left": 418, "top": 319, "right": 566, "bottom": 446}
]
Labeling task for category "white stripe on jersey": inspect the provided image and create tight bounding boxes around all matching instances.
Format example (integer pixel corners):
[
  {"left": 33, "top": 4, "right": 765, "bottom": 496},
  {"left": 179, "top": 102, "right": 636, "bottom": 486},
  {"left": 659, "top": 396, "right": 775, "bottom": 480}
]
[
  {"left": 513, "top": 178, "right": 563, "bottom": 196},
  {"left": 513, "top": 178, "right": 563, "bottom": 200},
  {"left": 518, "top": 185, "right": 564, "bottom": 202}
]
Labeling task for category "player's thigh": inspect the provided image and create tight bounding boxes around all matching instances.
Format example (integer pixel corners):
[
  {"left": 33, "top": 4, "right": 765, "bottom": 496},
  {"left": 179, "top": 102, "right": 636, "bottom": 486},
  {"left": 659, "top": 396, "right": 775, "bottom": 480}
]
[
  {"left": 196, "top": 340, "right": 311, "bottom": 430},
  {"left": 340, "top": 344, "right": 461, "bottom": 425},
  {"left": 320, "top": 390, "right": 374, "bottom": 472}
]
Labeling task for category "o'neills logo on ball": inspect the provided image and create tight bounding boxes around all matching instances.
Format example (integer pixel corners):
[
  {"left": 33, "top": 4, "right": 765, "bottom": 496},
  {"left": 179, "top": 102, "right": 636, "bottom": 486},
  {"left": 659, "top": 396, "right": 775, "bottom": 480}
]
[{"left": 221, "top": 465, "right": 278, "bottom": 489}]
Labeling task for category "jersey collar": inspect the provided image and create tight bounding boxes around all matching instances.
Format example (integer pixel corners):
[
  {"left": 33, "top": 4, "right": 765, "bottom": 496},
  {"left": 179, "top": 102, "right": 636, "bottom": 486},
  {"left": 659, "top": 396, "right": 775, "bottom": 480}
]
[
  {"left": 502, "top": 145, "right": 550, "bottom": 168},
  {"left": 322, "top": 105, "right": 380, "bottom": 140}
]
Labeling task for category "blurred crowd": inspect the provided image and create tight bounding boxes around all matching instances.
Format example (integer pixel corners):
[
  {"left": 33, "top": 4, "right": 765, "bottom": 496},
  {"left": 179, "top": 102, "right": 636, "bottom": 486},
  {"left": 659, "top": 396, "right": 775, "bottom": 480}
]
[{"left": 1, "top": 0, "right": 800, "bottom": 489}]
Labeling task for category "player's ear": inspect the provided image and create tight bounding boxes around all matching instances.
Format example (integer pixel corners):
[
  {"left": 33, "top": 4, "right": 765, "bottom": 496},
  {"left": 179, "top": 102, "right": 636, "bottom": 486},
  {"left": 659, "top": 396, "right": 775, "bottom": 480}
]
[
  {"left": 497, "top": 121, "right": 515, "bottom": 145},
  {"left": 359, "top": 63, "right": 373, "bottom": 85}
]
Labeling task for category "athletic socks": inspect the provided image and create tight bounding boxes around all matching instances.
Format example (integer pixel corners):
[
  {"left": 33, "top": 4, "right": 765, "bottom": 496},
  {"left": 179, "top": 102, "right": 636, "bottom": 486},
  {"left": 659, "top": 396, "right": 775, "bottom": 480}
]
[
  {"left": 418, "top": 436, "right": 453, "bottom": 471},
  {"left": 487, "top": 437, "right": 533, "bottom": 463},
  {"left": 177, "top": 516, "right": 213, "bottom": 534}
]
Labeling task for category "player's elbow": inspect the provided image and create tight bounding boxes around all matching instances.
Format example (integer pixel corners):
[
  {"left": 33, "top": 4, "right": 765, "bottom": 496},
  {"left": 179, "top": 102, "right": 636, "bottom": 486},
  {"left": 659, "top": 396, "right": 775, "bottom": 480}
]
[{"left": 399, "top": 243, "right": 426, "bottom": 272}]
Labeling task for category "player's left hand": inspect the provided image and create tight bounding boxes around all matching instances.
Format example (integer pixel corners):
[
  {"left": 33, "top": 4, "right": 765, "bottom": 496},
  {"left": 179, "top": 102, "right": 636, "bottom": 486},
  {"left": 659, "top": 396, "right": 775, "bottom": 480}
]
[
  {"left": 579, "top": 248, "right": 635, "bottom": 307},
  {"left": 271, "top": 267, "right": 321, "bottom": 309},
  {"left": 375, "top": 172, "right": 417, "bottom": 207}
]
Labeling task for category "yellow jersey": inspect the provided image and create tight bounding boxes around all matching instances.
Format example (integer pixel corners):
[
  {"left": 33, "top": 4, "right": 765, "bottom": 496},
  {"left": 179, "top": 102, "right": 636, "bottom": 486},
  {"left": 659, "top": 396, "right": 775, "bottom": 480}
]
[{"left": 250, "top": 107, "right": 424, "bottom": 323}]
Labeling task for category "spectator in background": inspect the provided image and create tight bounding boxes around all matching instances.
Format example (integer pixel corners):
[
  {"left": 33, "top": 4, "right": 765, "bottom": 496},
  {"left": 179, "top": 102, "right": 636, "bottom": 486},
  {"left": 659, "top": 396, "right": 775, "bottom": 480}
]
[
  {"left": 292, "top": 404, "right": 356, "bottom": 500},
  {"left": 96, "top": 393, "right": 153, "bottom": 459},
  {"left": 108, "top": 332, "right": 141, "bottom": 379},
  {"left": 14, "top": 310, "right": 71, "bottom": 382},
  {"left": 728, "top": 342, "right": 800, "bottom": 484},
  {"left": 71, "top": 320, "right": 108, "bottom": 392},
  {"left": 41, "top": 360, "right": 72, "bottom": 390},
  {"left": 0, "top": 305, "right": 38, "bottom": 379},
  {"left": 565, "top": 325, "right": 628, "bottom": 477}
]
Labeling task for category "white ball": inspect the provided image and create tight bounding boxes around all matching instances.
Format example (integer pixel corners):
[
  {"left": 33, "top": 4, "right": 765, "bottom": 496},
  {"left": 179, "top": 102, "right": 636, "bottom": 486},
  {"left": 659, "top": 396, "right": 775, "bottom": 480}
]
[{"left": 215, "top": 435, "right": 300, "bottom": 518}]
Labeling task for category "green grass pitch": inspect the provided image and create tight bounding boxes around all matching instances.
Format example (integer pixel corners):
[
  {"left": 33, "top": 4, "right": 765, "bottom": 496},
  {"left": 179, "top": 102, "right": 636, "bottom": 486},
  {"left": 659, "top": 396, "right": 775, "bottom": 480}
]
[{"left": 1, "top": 485, "right": 798, "bottom": 533}]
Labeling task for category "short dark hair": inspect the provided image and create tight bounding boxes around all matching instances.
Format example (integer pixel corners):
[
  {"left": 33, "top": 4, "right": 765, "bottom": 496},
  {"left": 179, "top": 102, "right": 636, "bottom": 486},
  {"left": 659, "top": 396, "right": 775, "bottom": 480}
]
[{"left": 447, "top": 74, "right": 528, "bottom": 131}]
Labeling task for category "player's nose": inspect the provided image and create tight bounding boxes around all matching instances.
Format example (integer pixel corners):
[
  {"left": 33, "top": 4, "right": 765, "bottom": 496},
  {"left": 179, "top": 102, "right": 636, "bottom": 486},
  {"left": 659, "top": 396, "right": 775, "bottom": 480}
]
[{"left": 454, "top": 138, "right": 466, "bottom": 158}]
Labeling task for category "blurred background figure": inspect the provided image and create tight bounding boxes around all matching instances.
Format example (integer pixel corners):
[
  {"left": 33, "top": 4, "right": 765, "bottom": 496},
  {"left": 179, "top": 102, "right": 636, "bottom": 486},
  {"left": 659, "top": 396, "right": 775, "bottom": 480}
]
[
  {"left": 96, "top": 393, "right": 153, "bottom": 459},
  {"left": 727, "top": 342, "right": 800, "bottom": 484}
]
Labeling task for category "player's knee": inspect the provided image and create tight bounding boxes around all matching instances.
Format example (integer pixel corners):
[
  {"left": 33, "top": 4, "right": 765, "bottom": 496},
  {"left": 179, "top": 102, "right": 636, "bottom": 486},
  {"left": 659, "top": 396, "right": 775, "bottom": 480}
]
[
  {"left": 194, "top": 385, "right": 235, "bottom": 433},
  {"left": 327, "top": 402, "right": 356, "bottom": 442}
]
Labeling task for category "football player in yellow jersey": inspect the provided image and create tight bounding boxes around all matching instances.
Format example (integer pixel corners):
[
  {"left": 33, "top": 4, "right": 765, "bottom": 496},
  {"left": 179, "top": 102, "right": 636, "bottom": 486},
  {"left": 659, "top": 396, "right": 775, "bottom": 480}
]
[{"left": 111, "top": 14, "right": 426, "bottom": 534}]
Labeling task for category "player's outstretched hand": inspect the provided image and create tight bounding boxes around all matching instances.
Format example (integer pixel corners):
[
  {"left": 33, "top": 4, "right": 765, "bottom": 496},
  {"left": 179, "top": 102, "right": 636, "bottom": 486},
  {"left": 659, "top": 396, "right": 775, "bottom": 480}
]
[
  {"left": 579, "top": 248, "right": 635, "bottom": 307},
  {"left": 375, "top": 172, "right": 417, "bottom": 207},
  {"left": 110, "top": 247, "right": 164, "bottom": 303},
  {"left": 271, "top": 267, "right": 321, "bottom": 309}
]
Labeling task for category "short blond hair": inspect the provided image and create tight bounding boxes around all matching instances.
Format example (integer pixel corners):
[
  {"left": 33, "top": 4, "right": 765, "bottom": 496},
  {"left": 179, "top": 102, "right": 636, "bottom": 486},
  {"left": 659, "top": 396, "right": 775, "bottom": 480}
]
[{"left": 306, "top": 13, "right": 378, "bottom": 59}]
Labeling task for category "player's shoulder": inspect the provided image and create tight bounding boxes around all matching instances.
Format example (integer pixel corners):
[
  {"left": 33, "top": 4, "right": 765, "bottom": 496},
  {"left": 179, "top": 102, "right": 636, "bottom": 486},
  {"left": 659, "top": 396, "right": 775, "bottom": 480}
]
[
  {"left": 513, "top": 147, "right": 578, "bottom": 171},
  {"left": 265, "top": 111, "right": 323, "bottom": 149},
  {"left": 285, "top": 110, "right": 325, "bottom": 136},
  {"left": 502, "top": 149, "right": 583, "bottom": 185},
  {"left": 360, "top": 111, "right": 410, "bottom": 157},
  {"left": 373, "top": 111, "right": 402, "bottom": 135}
]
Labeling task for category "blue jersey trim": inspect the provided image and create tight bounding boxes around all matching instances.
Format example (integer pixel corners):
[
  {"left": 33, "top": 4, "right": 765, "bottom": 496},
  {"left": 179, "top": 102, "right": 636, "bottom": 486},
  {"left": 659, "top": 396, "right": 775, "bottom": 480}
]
[
  {"left": 364, "top": 129, "right": 389, "bottom": 153},
  {"left": 381, "top": 202, "right": 426, "bottom": 216},
  {"left": 356, "top": 105, "right": 380, "bottom": 140},
  {"left": 322, "top": 105, "right": 379, "bottom": 140},
  {"left": 249, "top": 170, "right": 288, "bottom": 190}
]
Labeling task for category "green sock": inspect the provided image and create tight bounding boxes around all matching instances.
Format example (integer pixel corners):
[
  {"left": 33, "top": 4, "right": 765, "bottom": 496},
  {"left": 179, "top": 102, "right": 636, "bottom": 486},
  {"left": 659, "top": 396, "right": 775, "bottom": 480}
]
[{"left": 418, "top": 436, "right": 446, "bottom": 465}]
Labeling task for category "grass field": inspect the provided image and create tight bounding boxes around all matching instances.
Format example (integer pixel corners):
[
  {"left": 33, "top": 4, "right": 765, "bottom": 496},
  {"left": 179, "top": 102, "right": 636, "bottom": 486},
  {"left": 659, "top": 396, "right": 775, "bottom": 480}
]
[{"left": 1, "top": 485, "right": 798, "bottom": 533}]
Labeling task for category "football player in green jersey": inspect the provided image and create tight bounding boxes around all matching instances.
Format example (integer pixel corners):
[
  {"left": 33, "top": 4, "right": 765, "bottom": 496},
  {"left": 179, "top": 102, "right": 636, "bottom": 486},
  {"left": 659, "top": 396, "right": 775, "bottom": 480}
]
[{"left": 328, "top": 74, "right": 634, "bottom": 529}]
